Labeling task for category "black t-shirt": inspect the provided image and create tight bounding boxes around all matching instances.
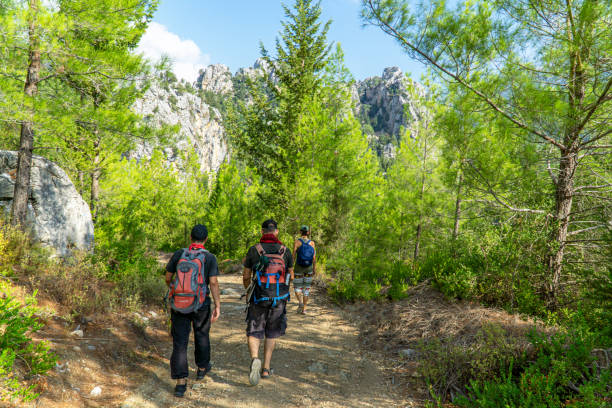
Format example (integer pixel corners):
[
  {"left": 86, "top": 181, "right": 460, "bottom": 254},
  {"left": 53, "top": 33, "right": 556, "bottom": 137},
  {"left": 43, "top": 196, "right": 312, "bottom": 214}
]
[
  {"left": 166, "top": 249, "right": 219, "bottom": 305},
  {"left": 243, "top": 243, "right": 294, "bottom": 270}
]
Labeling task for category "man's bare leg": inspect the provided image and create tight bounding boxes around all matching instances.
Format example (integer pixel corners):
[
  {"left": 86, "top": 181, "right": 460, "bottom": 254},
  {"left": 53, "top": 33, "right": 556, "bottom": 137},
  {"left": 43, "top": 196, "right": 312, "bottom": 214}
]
[
  {"left": 302, "top": 294, "right": 309, "bottom": 312},
  {"left": 263, "top": 338, "right": 276, "bottom": 370},
  {"left": 248, "top": 336, "right": 262, "bottom": 385},
  {"left": 248, "top": 336, "right": 260, "bottom": 359},
  {"left": 294, "top": 290, "right": 304, "bottom": 312}
]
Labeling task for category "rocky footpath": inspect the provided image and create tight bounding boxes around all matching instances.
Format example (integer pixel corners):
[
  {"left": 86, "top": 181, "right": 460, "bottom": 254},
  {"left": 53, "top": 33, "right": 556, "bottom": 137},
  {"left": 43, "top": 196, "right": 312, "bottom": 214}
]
[{"left": 0, "top": 150, "right": 94, "bottom": 256}]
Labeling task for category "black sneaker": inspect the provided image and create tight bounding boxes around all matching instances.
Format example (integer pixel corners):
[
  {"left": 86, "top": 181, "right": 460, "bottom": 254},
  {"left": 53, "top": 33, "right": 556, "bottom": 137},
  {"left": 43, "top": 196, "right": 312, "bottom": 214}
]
[
  {"left": 196, "top": 363, "right": 212, "bottom": 380},
  {"left": 174, "top": 383, "right": 187, "bottom": 397}
]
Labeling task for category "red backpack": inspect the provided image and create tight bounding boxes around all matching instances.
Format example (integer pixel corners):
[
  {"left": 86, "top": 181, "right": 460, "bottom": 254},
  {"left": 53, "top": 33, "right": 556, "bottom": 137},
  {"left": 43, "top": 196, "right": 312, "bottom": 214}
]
[
  {"left": 169, "top": 248, "right": 208, "bottom": 313},
  {"left": 252, "top": 244, "right": 290, "bottom": 307}
]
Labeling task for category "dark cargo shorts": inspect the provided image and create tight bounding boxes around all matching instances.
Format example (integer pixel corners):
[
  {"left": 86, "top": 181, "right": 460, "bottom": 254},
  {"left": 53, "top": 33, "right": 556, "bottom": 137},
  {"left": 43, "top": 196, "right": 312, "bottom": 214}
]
[{"left": 246, "top": 301, "right": 287, "bottom": 339}]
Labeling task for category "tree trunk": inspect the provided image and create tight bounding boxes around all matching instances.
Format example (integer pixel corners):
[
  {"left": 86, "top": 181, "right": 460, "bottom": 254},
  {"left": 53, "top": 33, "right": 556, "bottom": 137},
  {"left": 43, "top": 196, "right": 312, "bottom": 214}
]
[
  {"left": 413, "top": 135, "right": 428, "bottom": 262},
  {"left": 90, "top": 136, "right": 101, "bottom": 222},
  {"left": 548, "top": 17, "right": 585, "bottom": 301},
  {"left": 11, "top": 0, "right": 41, "bottom": 228},
  {"left": 549, "top": 149, "right": 577, "bottom": 300},
  {"left": 413, "top": 223, "right": 422, "bottom": 261},
  {"left": 90, "top": 159, "right": 100, "bottom": 222},
  {"left": 453, "top": 171, "right": 463, "bottom": 240}
]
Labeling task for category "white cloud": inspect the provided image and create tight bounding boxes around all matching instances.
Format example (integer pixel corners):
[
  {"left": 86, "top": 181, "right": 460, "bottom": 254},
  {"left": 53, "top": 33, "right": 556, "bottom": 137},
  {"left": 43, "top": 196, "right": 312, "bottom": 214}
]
[{"left": 136, "top": 22, "right": 210, "bottom": 82}]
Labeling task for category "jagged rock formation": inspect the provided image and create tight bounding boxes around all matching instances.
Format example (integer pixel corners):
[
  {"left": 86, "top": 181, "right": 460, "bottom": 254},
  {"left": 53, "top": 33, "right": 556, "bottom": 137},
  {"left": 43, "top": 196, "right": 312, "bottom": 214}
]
[
  {"left": 357, "top": 67, "right": 411, "bottom": 138},
  {"left": 133, "top": 62, "right": 419, "bottom": 170},
  {"left": 355, "top": 67, "right": 426, "bottom": 159},
  {"left": 0, "top": 150, "right": 94, "bottom": 256},
  {"left": 131, "top": 81, "right": 228, "bottom": 172},
  {"left": 196, "top": 64, "right": 233, "bottom": 95}
]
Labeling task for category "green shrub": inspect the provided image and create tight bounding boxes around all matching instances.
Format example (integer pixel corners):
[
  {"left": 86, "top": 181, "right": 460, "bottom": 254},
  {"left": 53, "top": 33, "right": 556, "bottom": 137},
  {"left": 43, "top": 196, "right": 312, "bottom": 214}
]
[
  {"left": 454, "top": 331, "right": 612, "bottom": 408},
  {"left": 419, "top": 227, "right": 551, "bottom": 317},
  {"left": 0, "top": 220, "right": 30, "bottom": 275},
  {"left": 114, "top": 255, "right": 167, "bottom": 308},
  {"left": 32, "top": 252, "right": 112, "bottom": 317},
  {"left": 418, "top": 323, "right": 526, "bottom": 401},
  {"left": 0, "top": 295, "right": 56, "bottom": 402}
]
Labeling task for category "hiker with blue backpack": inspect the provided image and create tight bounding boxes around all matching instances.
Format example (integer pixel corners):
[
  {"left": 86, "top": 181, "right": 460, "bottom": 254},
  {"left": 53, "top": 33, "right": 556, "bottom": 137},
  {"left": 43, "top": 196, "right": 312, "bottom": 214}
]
[
  {"left": 242, "top": 219, "right": 294, "bottom": 385},
  {"left": 165, "top": 224, "right": 221, "bottom": 397},
  {"left": 293, "top": 225, "right": 316, "bottom": 314}
]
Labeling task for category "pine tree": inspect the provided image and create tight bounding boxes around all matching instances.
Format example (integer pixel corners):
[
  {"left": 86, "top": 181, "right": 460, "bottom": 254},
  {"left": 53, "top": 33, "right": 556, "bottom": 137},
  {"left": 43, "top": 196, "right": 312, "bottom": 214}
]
[{"left": 227, "top": 0, "right": 331, "bottom": 211}]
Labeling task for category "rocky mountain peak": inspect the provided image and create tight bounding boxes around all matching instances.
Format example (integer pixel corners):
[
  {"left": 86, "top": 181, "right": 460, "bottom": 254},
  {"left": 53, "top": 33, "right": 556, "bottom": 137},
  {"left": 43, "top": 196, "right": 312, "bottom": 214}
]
[{"left": 196, "top": 64, "right": 233, "bottom": 94}]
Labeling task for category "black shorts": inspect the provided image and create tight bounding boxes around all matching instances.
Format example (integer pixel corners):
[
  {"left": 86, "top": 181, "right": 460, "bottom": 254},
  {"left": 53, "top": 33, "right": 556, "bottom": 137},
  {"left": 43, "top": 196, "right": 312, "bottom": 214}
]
[{"left": 246, "top": 301, "right": 287, "bottom": 339}]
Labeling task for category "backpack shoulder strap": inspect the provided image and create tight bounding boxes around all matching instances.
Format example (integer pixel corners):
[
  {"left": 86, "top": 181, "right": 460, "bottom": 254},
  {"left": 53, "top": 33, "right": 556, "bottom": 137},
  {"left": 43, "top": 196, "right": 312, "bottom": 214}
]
[
  {"left": 278, "top": 245, "right": 286, "bottom": 255},
  {"left": 255, "top": 243, "right": 265, "bottom": 256},
  {"left": 196, "top": 249, "right": 208, "bottom": 261}
]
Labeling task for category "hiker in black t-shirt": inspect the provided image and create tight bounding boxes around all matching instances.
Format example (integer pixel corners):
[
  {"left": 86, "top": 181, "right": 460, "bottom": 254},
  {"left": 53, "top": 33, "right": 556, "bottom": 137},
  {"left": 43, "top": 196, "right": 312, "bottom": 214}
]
[
  {"left": 165, "top": 224, "right": 221, "bottom": 397},
  {"left": 242, "top": 219, "right": 294, "bottom": 385}
]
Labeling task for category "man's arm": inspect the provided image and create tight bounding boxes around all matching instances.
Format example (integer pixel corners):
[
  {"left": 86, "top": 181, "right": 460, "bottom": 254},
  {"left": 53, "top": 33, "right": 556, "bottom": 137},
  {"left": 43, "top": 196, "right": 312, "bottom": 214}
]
[
  {"left": 312, "top": 241, "right": 316, "bottom": 275},
  {"left": 209, "top": 275, "right": 221, "bottom": 323},
  {"left": 293, "top": 239, "right": 299, "bottom": 260},
  {"left": 243, "top": 267, "right": 252, "bottom": 289},
  {"left": 165, "top": 251, "right": 180, "bottom": 287}
]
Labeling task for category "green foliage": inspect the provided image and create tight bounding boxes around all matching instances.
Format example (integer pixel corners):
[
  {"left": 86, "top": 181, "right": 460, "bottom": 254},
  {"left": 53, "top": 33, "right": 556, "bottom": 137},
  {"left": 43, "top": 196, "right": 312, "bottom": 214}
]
[
  {"left": 204, "top": 162, "right": 264, "bottom": 260},
  {"left": 227, "top": 0, "right": 332, "bottom": 210},
  {"left": 0, "top": 295, "right": 56, "bottom": 401},
  {"left": 418, "top": 324, "right": 525, "bottom": 401},
  {"left": 0, "top": 0, "right": 160, "bottom": 220},
  {"left": 454, "top": 331, "right": 612, "bottom": 408},
  {"left": 112, "top": 256, "right": 167, "bottom": 308},
  {"left": 96, "top": 149, "right": 209, "bottom": 258},
  {"left": 420, "top": 219, "right": 552, "bottom": 317},
  {"left": 362, "top": 0, "right": 612, "bottom": 304}
]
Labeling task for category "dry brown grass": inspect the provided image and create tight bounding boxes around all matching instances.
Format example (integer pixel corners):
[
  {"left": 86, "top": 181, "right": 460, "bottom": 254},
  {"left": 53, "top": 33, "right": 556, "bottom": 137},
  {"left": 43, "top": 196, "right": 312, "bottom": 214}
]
[
  {"left": 344, "top": 280, "right": 553, "bottom": 403},
  {"left": 356, "top": 280, "right": 548, "bottom": 351}
]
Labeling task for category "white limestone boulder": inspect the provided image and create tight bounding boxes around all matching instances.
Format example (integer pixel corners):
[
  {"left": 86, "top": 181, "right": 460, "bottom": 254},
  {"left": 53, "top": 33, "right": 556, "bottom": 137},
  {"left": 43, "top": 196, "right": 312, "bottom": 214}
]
[{"left": 0, "top": 150, "right": 94, "bottom": 256}]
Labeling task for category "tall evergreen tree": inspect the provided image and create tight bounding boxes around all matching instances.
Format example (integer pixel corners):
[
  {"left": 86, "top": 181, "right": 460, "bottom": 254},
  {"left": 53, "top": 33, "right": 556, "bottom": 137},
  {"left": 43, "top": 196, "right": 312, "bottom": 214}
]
[{"left": 227, "top": 0, "right": 331, "bottom": 211}]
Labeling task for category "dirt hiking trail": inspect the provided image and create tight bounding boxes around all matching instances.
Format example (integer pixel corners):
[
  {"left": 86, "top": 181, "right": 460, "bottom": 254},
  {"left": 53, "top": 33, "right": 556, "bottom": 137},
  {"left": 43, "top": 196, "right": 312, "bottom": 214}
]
[
  {"left": 120, "top": 273, "right": 401, "bottom": 408},
  {"left": 21, "top": 271, "right": 417, "bottom": 408}
]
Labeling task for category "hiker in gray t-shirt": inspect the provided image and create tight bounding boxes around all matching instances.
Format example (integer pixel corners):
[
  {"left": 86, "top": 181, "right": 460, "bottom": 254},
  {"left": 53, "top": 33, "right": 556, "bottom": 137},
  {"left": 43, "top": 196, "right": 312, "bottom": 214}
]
[{"left": 293, "top": 225, "right": 316, "bottom": 314}]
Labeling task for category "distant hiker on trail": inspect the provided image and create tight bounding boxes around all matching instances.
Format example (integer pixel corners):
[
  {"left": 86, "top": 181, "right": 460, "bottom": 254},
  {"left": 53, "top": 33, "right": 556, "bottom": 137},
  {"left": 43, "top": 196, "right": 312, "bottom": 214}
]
[
  {"left": 242, "top": 219, "right": 294, "bottom": 385},
  {"left": 165, "top": 224, "right": 221, "bottom": 397},
  {"left": 293, "top": 225, "right": 316, "bottom": 315}
]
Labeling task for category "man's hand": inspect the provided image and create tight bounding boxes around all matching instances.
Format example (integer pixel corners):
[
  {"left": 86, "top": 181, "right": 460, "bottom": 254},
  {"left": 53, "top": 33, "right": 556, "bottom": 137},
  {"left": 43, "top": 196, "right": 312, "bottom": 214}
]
[
  {"left": 209, "top": 276, "right": 221, "bottom": 323},
  {"left": 165, "top": 271, "right": 173, "bottom": 287},
  {"left": 211, "top": 304, "right": 221, "bottom": 323}
]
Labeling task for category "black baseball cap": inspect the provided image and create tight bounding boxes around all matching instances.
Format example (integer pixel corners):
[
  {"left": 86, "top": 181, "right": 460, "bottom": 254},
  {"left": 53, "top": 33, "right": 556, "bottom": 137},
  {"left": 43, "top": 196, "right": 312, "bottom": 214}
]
[
  {"left": 191, "top": 224, "right": 208, "bottom": 241},
  {"left": 261, "top": 219, "right": 278, "bottom": 230}
]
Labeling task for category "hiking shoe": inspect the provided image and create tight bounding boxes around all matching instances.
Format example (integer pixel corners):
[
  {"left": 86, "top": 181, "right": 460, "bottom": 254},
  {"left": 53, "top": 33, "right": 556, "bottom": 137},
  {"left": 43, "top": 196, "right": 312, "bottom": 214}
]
[
  {"left": 196, "top": 363, "right": 212, "bottom": 380},
  {"left": 174, "top": 383, "right": 187, "bottom": 397},
  {"left": 261, "top": 368, "right": 274, "bottom": 379},
  {"left": 297, "top": 304, "right": 304, "bottom": 314},
  {"left": 249, "top": 358, "right": 262, "bottom": 386}
]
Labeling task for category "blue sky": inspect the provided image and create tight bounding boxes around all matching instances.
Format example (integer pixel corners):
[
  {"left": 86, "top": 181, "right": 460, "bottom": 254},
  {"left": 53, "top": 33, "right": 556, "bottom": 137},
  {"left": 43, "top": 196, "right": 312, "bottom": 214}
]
[{"left": 137, "top": 0, "right": 426, "bottom": 82}]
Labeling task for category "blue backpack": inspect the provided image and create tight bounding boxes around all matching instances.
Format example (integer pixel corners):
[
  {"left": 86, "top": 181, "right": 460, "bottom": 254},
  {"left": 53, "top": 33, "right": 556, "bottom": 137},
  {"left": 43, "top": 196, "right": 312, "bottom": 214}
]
[{"left": 296, "top": 239, "right": 315, "bottom": 267}]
